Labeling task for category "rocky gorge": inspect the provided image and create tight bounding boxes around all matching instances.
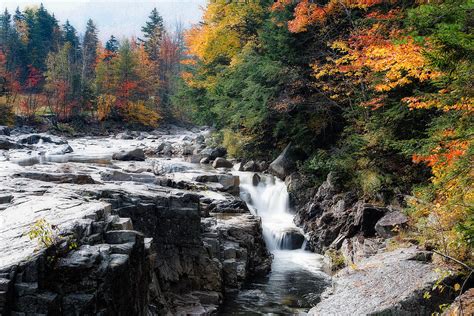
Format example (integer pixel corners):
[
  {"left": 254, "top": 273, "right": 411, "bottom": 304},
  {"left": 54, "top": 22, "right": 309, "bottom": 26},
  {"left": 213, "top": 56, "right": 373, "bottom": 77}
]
[{"left": 0, "top": 124, "right": 469, "bottom": 315}]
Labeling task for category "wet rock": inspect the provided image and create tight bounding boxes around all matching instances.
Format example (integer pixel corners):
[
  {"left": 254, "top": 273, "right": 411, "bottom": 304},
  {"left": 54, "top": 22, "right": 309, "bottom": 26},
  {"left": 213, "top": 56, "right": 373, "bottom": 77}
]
[
  {"left": 212, "top": 157, "right": 233, "bottom": 169},
  {"left": 242, "top": 160, "right": 257, "bottom": 172},
  {"left": 309, "top": 247, "right": 457, "bottom": 315},
  {"left": 112, "top": 148, "right": 145, "bottom": 161},
  {"left": 0, "top": 194, "right": 13, "bottom": 204},
  {"left": 18, "top": 134, "right": 66, "bottom": 145},
  {"left": 252, "top": 173, "right": 261, "bottom": 186},
  {"left": 268, "top": 144, "right": 296, "bottom": 180},
  {"left": 13, "top": 172, "right": 96, "bottom": 184},
  {"left": 0, "top": 126, "right": 10, "bottom": 136},
  {"left": 278, "top": 229, "right": 305, "bottom": 250},
  {"left": 375, "top": 210, "right": 409, "bottom": 238}
]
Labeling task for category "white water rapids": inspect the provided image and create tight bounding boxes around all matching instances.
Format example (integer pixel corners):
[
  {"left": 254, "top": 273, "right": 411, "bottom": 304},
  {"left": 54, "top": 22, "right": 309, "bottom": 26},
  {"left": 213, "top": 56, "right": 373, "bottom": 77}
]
[{"left": 220, "top": 172, "right": 329, "bottom": 314}]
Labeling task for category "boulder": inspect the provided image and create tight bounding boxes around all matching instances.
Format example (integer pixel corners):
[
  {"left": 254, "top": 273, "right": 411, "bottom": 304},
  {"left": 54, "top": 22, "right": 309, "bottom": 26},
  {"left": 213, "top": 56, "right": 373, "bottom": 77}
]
[
  {"left": 200, "top": 156, "right": 211, "bottom": 164},
  {"left": 252, "top": 173, "right": 261, "bottom": 186},
  {"left": 48, "top": 144, "right": 74, "bottom": 155},
  {"left": 268, "top": 144, "right": 296, "bottom": 180},
  {"left": 112, "top": 148, "right": 145, "bottom": 161},
  {"left": 200, "top": 147, "right": 227, "bottom": 160},
  {"left": 242, "top": 160, "right": 257, "bottom": 172},
  {"left": 257, "top": 161, "right": 268, "bottom": 172},
  {"left": 0, "top": 126, "right": 10, "bottom": 136},
  {"left": 375, "top": 210, "right": 409, "bottom": 238},
  {"left": 18, "top": 134, "right": 67, "bottom": 145},
  {"left": 207, "top": 199, "right": 250, "bottom": 214},
  {"left": 156, "top": 142, "right": 172, "bottom": 156},
  {"left": 212, "top": 157, "right": 233, "bottom": 169},
  {"left": 217, "top": 174, "right": 240, "bottom": 193},
  {"left": 309, "top": 247, "right": 457, "bottom": 316}
]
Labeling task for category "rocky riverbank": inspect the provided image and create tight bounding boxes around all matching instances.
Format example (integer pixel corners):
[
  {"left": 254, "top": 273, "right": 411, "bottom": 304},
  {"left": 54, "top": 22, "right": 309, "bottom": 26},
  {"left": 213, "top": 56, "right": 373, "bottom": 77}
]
[
  {"left": 0, "top": 125, "right": 271, "bottom": 315},
  {"left": 283, "top": 162, "right": 467, "bottom": 314}
]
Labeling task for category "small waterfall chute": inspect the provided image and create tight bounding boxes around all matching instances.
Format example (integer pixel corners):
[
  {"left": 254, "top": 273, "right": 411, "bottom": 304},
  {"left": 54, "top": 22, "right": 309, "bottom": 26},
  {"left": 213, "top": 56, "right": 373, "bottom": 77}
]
[{"left": 237, "top": 172, "right": 307, "bottom": 251}]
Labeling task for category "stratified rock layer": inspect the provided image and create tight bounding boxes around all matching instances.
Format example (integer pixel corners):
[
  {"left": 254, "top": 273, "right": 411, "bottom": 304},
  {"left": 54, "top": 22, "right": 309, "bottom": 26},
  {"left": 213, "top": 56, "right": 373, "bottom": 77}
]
[{"left": 0, "top": 125, "right": 271, "bottom": 315}]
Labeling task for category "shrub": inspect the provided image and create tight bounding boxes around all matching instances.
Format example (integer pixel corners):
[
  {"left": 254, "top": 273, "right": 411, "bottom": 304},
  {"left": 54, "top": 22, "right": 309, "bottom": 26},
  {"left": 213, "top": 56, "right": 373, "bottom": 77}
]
[
  {"left": 222, "top": 129, "right": 251, "bottom": 158},
  {"left": 121, "top": 101, "right": 160, "bottom": 127}
]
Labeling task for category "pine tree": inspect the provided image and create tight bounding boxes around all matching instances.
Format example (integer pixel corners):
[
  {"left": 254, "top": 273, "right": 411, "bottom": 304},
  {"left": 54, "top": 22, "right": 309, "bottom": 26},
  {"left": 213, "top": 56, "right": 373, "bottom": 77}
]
[
  {"left": 141, "top": 8, "right": 164, "bottom": 61},
  {"left": 26, "top": 4, "right": 60, "bottom": 70},
  {"left": 0, "top": 9, "right": 12, "bottom": 48},
  {"left": 62, "top": 20, "right": 81, "bottom": 63},
  {"left": 82, "top": 19, "right": 98, "bottom": 82},
  {"left": 105, "top": 35, "right": 119, "bottom": 53}
]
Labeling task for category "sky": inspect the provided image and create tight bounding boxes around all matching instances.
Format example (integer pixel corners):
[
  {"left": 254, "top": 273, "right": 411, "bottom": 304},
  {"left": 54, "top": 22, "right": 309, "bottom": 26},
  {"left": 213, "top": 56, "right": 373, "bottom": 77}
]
[{"left": 2, "top": 0, "right": 207, "bottom": 42}]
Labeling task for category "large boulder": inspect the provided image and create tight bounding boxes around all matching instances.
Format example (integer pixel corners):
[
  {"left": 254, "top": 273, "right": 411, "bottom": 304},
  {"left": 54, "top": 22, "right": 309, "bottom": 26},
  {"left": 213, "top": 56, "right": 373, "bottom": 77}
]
[
  {"left": 268, "top": 144, "right": 296, "bottom": 180},
  {"left": 212, "top": 157, "right": 233, "bottom": 169},
  {"left": 200, "top": 147, "right": 227, "bottom": 160},
  {"left": 112, "top": 148, "right": 145, "bottom": 161},
  {"left": 375, "top": 210, "right": 409, "bottom": 238},
  {"left": 309, "top": 247, "right": 457, "bottom": 315}
]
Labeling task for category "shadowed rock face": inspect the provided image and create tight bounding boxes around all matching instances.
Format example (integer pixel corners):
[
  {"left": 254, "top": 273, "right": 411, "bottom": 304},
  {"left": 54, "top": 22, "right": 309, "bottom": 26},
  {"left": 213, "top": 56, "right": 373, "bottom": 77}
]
[{"left": 0, "top": 125, "right": 272, "bottom": 315}]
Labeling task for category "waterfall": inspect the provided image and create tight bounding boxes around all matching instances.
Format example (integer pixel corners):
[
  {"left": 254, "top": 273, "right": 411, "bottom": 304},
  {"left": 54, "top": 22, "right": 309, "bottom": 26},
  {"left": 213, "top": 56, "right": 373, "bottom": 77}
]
[{"left": 237, "top": 172, "right": 306, "bottom": 251}]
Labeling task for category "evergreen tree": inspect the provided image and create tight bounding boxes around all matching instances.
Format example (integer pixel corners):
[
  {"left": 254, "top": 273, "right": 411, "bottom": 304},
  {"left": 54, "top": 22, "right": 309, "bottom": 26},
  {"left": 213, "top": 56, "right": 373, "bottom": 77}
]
[
  {"left": 141, "top": 8, "right": 164, "bottom": 61},
  {"left": 26, "top": 4, "right": 60, "bottom": 70},
  {"left": 105, "top": 35, "right": 119, "bottom": 53},
  {"left": 81, "top": 19, "right": 98, "bottom": 82},
  {"left": 62, "top": 20, "right": 81, "bottom": 63},
  {"left": 0, "top": 9, "right": 12, "bottom": 48}
]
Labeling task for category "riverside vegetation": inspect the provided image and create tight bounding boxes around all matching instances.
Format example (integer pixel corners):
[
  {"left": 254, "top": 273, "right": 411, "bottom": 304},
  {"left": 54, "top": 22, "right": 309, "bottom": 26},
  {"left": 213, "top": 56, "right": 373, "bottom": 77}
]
[{"left": 0, "top": 0, "right": 473, "bottom": 314}]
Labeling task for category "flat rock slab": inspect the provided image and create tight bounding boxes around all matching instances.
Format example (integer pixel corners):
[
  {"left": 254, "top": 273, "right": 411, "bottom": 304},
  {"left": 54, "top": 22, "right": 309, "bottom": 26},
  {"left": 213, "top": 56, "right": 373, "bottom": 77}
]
[{"left": 309, "top": 246, "right": 450, "bottom": 315}]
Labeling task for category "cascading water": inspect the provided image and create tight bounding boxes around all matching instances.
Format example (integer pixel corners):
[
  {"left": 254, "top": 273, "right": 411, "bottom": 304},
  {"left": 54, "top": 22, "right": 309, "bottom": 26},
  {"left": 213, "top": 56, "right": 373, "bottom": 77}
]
[
  {"left": 219, "top": 172, "right": 329, "bottom": 314},
  {"left": 238, "top": 173, "right": 306, "bottom": 251}
]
